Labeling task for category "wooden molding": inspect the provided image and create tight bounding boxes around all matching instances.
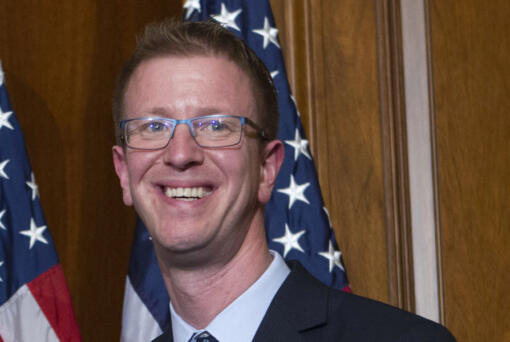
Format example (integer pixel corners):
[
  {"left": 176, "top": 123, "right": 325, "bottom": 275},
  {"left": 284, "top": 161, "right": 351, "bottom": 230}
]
[
  {"left": 423, "top": 0, "right": 445, "bottom": 324},
  {"left": 375, "top": 0, "right": 415, "bottom": 311}
]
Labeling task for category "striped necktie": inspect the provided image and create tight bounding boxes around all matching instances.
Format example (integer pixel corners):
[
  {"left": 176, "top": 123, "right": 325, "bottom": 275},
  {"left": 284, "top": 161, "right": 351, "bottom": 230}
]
[{"left": 188, "top": 331, "right": 219, "bottom": 342}]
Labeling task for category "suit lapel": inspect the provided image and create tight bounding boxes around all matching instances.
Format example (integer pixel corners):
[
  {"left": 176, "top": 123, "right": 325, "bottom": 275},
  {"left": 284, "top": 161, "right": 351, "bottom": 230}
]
[
  {"left": 253, "top": 308, "right": 303, "bottom": 341},
  {"left": 152, "top": 329, "right": 173, "bottom": 342},
  {"left": 157, "top": 261, "right": 331, "bottom": 342},
  {"left": 152, "top": 318, "right": 173, "bottom": 342},
  {"left": 253, "top": 261, "right": 329, "bottom": 342}
]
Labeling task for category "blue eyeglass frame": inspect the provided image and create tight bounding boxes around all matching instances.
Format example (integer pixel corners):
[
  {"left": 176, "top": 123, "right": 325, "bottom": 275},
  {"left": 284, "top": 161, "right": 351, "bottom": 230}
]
[{"left": 118, "top": 114, "right": 267, "bottom": 149}]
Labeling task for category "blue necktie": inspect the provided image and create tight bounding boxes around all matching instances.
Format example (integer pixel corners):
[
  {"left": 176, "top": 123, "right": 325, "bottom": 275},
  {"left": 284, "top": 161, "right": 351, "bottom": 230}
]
[{"left": 189, "top": 331, "right": 219, "bottom": 342}]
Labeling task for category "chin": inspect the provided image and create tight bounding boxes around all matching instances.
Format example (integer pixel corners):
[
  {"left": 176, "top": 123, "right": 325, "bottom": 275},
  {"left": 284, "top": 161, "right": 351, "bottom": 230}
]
[{"left": 153, "top": 229, "right": 206, "bottom": 253}]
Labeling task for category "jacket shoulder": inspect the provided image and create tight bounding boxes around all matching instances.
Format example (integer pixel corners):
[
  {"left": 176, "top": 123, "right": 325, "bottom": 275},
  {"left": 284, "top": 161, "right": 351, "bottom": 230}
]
[
  {"left": 267, "top": 261, "right": 456, "bottom": 341},
  {"left": 152, "top": 330, "right": 171, "bottom": 342},
  {"left": 330, "top": 290, "right": 456, "bottom": 341}
]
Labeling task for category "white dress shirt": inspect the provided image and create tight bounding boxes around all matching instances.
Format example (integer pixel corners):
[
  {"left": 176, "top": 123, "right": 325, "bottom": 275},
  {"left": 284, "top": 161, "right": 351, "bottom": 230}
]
[{"left": 170, "top": 250, "right": 290, "bottom": 342}]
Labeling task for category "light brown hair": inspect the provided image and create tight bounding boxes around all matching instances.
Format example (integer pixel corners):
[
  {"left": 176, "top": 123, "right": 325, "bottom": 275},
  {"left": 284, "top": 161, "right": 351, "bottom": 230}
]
[{"left": 112, "top": 19, "right": 279, "bottom": 144}]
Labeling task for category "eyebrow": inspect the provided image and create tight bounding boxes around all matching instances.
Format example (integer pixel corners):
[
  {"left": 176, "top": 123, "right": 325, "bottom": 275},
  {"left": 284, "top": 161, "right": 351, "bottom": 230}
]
[{"left": 144, "top": 106, "right": 233, "bottom": 117}]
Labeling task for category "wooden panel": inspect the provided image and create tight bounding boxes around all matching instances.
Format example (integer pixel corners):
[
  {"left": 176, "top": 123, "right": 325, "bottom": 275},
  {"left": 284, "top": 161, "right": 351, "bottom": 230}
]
[
  {"left": 0, "top": 1, "right": 182, "bottom": 340},
  {"left": 271, "top": 0, "right": 395, "bottom": 304},
  {"left": 428, "top": 0, "right": 510, "bottom": 340}
]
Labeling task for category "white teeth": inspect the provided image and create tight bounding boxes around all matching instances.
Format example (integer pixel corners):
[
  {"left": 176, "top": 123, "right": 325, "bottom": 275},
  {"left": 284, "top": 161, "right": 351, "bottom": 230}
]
[{"left": 164, "top": 187, "right": 212, "bottom": 200}]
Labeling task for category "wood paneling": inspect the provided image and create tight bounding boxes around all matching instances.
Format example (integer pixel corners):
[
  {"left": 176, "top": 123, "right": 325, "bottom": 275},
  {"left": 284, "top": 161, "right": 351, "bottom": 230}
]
[
  {"left": 271, "top": 0, "right": 398, "bottom": 305},
  {"left": 0, "top": 1, "right": 182, "bottom": 340},
  {"left": 273, "top": 0, "right": 510, "bottom": 338},
  {"left": 428, "top": 0, "right": 510, "bottom": 340}
]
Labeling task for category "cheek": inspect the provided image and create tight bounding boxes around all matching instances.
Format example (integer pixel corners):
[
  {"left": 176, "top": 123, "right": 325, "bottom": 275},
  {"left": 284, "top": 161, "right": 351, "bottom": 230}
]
[
  {"left": 125, "top": 151, "right": 160, "bottom": 184},
  {"left": 214, "top": 149, "right": 259, "bottom": 190},
  {"left": 237, "top": 149, "right": 263, "bottom": 193}
]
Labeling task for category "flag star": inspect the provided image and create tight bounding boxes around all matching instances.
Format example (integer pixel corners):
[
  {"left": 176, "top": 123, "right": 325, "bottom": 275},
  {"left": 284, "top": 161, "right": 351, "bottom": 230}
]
[
  {"left": 253, "top": 17, "right": 280, "bottom": 49},
  {"left": 323, "top": 207, "right": 332, "bottom": 227},
  {"left": 0, "top": 159, "right": 9, "bottom": 180},
  {"left": 0, "top": 209, "right": 6, "bottom": 230},
  {"left": 273, "top": 224, "right": 306, "bottom": 257},
  {"left": 285, "top": 129, "right": 311, "bottom": 161},
  {"left": 0, "top": 261, "right": 3, "bottom": 282},
  {"left": 183, "top": 0, "right": 201, "bottom": 20},
  {"left": 290, "top": 95, "right": 301, "bottom": 117},
  {"left": 0, "top": 108, "right": 14, "bottom": 130},
  {"left": 319, "top": 240, "right": 345, "bottom": 272},
  {"left": 270, "top": 70, "right": 279, "bottom": 79},
  {"left": 211, "top": 3, "right": 242, "bottom": 31},
  {"left": 26, "top": 172, "right": 39, "bottom": 200},
  {"left": 0, "top": 64, "right": 4, "bottom": 86},
  {"left": 20, "top": 218, "right": 48, "bottom": 249},
  {"left": 277, "top": 175, "right": 310, "bottom": 209}
]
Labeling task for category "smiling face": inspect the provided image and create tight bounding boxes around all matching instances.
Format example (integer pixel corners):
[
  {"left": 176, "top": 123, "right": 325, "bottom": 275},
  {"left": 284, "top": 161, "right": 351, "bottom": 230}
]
[{"left": 113, "top": 55, "right": 282, "bottom": 266}]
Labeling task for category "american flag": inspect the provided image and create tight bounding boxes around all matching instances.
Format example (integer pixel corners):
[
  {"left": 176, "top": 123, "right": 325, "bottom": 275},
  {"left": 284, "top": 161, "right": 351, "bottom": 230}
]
[
  {"left": 0, "top": 62, "right": 81, "bottom": 341},
  {"left": 121, "top": 1, "right": 349, "bottom": 340}
]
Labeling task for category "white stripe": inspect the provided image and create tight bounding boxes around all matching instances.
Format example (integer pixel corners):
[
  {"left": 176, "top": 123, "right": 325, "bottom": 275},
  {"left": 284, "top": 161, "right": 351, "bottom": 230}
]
[
  {"left": 0, "top": 284, "right": 59, "bottom": 342},
  {"left": 400, "top": 0, "right": 440, "bottom": 322},
  {"left": 121, "top": 276, "right": 163, "bottom": 342}
]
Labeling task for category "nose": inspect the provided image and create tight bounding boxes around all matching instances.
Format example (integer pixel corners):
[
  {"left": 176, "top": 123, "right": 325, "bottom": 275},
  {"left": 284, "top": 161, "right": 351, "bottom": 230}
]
[{"left": 161, "top": 122, "right": 204, "bottom": 169}]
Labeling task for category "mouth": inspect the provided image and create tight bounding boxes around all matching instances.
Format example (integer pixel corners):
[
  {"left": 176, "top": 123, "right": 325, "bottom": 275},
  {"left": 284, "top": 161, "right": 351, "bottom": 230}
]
[{"left": 164, "top": 186, "right": 213, "bottom": 201}]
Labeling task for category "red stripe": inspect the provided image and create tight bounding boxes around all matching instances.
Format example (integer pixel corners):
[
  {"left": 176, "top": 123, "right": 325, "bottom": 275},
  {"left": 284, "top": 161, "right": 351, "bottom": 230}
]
[
  {"left": 27, "top": 264, "right": 82, "bottom": 341},
  {"left": 341, "top": 285, "right": 353, "bottom": 293}
]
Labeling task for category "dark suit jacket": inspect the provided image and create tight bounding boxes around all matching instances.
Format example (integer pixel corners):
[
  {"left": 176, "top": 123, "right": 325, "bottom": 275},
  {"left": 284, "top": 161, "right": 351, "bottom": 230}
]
[{"left": 153, "top": 261, "right": 456, "bottom": 341}]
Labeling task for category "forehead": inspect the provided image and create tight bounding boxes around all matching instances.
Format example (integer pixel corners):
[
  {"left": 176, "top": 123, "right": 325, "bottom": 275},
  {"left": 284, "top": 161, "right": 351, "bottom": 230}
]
[{"left": 123, "top": 55, "right": 257, "bottom": 119}]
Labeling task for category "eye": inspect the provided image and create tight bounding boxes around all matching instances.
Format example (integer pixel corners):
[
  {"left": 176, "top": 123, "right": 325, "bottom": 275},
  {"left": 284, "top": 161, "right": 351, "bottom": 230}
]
[
  {"left": 209, "top": 120, "right": 228, "bottom": 131},
  {"left": 196, "top": 118, "right": 231, "bottom": 133},
  {"left": 141, "top": 120, "right": 167, "bottom": 133}
]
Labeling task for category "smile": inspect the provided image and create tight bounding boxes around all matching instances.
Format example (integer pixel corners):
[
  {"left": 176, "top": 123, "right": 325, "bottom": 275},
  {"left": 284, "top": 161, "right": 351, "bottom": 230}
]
[{"left": 164, "top": 187, "right": 212, "bottom": 201}]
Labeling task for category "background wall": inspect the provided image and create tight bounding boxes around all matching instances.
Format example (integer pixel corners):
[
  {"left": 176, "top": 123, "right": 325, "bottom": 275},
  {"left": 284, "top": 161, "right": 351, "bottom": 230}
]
[
  {"left": 0, "top": 0, "right": 508, "bottom": 341},
  {"left": 428, "top": 0, "right": 510, "bottom": 340}
]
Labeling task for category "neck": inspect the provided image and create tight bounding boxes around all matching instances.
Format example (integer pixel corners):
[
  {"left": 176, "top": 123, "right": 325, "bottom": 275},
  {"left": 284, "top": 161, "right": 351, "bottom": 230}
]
[{"left": 157, "top": 213, "right": 272, "bottom": 329}]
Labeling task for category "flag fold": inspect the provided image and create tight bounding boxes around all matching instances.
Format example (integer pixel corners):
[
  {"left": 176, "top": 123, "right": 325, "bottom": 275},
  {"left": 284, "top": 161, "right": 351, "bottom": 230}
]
[{"left": 0, "top": 61, "right": 81, "bottom": 342}]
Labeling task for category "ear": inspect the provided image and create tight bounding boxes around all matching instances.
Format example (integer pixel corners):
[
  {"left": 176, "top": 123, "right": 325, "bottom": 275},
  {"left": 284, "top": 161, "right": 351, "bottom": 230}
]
[
  {"left": 112, "top": 145, "right": 134, "bottom": 206},
  {"left": 258, "top": 139, "right": 285, "bottom": 204}
]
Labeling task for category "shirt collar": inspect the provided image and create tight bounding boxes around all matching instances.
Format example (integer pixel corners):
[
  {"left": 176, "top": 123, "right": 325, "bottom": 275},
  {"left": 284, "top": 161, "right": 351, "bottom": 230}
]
[{"left": 170, "top": 250, "right": 290, "bottom": 342}]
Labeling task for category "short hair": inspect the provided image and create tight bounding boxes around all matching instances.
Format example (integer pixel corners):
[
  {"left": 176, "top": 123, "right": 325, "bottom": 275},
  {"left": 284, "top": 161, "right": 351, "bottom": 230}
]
[{"left": 113, "top": 19, "right": 279, "bottom": 143}]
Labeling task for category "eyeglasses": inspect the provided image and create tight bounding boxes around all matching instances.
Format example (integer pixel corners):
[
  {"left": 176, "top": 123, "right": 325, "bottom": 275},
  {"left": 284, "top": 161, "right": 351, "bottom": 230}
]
[{"left": 118, "top": 114, "right": 267, "bottom": 150}]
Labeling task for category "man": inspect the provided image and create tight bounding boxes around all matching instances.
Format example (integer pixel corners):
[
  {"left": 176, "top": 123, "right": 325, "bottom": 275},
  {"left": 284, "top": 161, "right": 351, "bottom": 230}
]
[{"left": 112, "top": 19, "right": 455, "bottom": 342}]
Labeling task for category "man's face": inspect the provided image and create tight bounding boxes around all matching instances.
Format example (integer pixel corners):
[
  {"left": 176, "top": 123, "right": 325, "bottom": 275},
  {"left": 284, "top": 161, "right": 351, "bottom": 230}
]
[{"left": 113, "top": 55, "right": 282, "bottom": 263}]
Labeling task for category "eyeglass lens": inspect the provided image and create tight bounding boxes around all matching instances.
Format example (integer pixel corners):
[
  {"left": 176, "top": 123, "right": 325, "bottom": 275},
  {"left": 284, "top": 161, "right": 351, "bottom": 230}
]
[{"left": 124, "top": 116, "right": 244, "bottom": 149}]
